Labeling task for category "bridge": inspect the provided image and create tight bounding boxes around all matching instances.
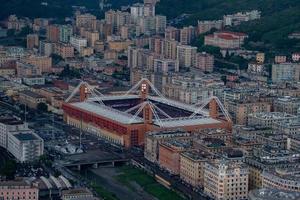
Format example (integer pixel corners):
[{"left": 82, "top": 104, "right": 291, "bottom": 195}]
[{"left": 56, "top": 150, "right": 130, "bottom": 170}]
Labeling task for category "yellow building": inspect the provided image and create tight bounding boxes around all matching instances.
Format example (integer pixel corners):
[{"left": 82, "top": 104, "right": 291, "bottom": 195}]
[{"left": 180, "top": 150, "right": 213, "bottom": 188}]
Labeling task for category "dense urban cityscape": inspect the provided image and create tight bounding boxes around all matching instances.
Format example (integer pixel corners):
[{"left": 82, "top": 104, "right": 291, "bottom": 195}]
[{"left": 0, "top": 0, "right": 299, "bottom": 199}]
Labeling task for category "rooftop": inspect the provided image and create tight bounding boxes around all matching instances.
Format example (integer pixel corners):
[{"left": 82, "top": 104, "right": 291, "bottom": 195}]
[
  {"left": 69, "top": 94, "right": 220, "bottom": 127},
  {"left": 182, "top": 150, "right": 213, "bottom": 161},
  {"left": 249, "top": 112, "right": 296, "bottom": 120},
  {"left": 20, "top": 90, "right": 44, "bottom": 98},
  {"left": 14, "top": 133, "right": 38, "bottom": 141},
  {"left": 249, "top": 188, "right": 300, "bottom": 200},
  {"left": 0, "top": 116, "right": 23, "bottom": 125}
]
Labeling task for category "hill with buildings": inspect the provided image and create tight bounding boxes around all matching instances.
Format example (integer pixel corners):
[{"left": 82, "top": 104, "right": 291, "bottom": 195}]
[{"left": 156, "top": 0, "right": 300, "bottom": 52}]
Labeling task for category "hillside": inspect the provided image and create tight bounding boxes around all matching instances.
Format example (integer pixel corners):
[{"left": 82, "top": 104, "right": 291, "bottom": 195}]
[
  {"left": 0, "top": 0, "right": 139, "bottom": 20},
  {"left": 156, "top": 0, "right": 300, "bottom": 52}
]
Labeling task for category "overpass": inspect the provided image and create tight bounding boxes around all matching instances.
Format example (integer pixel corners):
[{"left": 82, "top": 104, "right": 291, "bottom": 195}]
[{"left": 60, "top": 158, "right": 129, "bottom": 170}]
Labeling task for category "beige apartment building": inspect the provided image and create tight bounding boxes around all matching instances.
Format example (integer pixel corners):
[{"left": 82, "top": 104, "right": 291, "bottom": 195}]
[
  {"left": 262, "top": 167, "right": 300, "bottom": 193},
  {"left": 180, "top": 150, "right": 214, "bottom": 188},
  {"left": 23, "top": 55, "right": 52, "bottom": 73},
  {"left": 204, "top": 161, "right": 249, "bottom": 200},
  {"left": 19, "top": 90, "right": 46, "bottom": 109},
  {"left": 225, "top": 100, "right": 271, "bottom": 125}
]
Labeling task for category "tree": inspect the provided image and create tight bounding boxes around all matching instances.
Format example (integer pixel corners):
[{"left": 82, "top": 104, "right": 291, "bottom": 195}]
[
  {"left": 0, "top": 160, "right": 17, "bottom": 180},
  {"left": 37, "top": 102, "right": 48, "bottom": 112},
  {"left": 59, "top": 65, "right": 81, "bottom": 79}
]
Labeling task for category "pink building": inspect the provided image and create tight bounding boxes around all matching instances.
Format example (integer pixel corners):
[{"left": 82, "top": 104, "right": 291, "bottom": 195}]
[
  {"left": 196, "top": 52, "right": 214, "bottom": 72},
  {"left": 0, "top": 179, "right": 39, "bottom": 200},
  {"left": 204, "top": 31, "right": 248, "bottom": 49}
]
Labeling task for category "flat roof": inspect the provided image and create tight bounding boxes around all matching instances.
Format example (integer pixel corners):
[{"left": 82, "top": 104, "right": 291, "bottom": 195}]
[
  {"left": 20, "top": 90, "right": 44, "bottom": 98},
  {"left": 14, "top": 133, "right": 38, "bottom": 141}
]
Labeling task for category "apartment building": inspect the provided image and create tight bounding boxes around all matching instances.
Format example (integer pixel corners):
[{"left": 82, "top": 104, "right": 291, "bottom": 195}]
[
  {"left": 26, "top": 34, "right": 39, "bottom": 49},
  {"left": 176, "top": 45, "right": 197, "bottom": 68},
  {"left": 144, "top": 129, "right": 191, "bottom": 163},
  {"left": 195, "top": 52, "right": 214, "bottom": 72},
  {"left": 262, "top": 167, "right": 300, "bottom": 193},
  {"left": 204, "top": 160, "right": 249, "bottom": 200},
  {"left": 19, "top": 90, "right": 46, "bottom": 109},
  {"left": 247, "top": 112, "right": 298, "bottom": 128},
  {"left": 159, "top": 139, "right": 193, "bottom": 175},
  {"left": 70, "top": 36, "right": 87, "bottom": 53},
  {"left": 54, "top": 43, "right": 74, "bottom": 59},
  {"left": 225, "top": 100, "right": 271, "bottom": 125},
  {"left": 272, "top": 63, "right": 300, "bottom": 83},
  {"left": 24, "top": 55, "right": 52, "bottom": 73},
  {"left": 0, "top": 179, "right": 39, "bottom": 200},
  {"left": 7, "top": 132, "right": 44, "bottom": 162},
  {"left": 197, "top": 20, "right": 223, "bottom": 34},
  {"left": 180, "top": 150, "right": 214, "bottom": 188}
]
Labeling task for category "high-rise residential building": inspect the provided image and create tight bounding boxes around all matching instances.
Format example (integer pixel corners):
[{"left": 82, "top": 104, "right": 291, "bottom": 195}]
[
  {"left": 180, "top": 26, "right": 196, "bottom": 45},
  {"left": 76, "top": 13, "right": 97, "bottom": 29},
  {"left": 105, "top": 10, "right": 131, "bottom": 33},
  {"left": 26, "top": 34, "right": 39, "bottom": 49},
  {"left": 70, "top": 36, "right": 87, "bottom": 53},
  {"left": 165, "top": 26, "right": 180, "bottom": 41},
  {"left": 196, "top": 52, "right": 214, "bottom": 72},
  {"left": 85, "top": 31, "right": 99, "bottom": 47},
  {"left": 46, "top": 24, "right": 60, "bottom": 42},
  {"left": 155, "top": 15, "right": 167, "bottom": 34},
  {"left": 149, "top": 36, "right": 164, "bottom": 55},
  {"left": 272, "top": 63, "right": 300, "bottom": 83},
  {"left": 144, "top": 3, "right": 155, "bottom": 17},
  {"left": 54, "top": 43, "right": 74, "bottom": 59},
  {"left": 130, "top": 3, "right": 145, "bottom": 21},
  {"left": 204, "top": 160, "right": 249, "bottom": 200},
  {"left": 127, "top": 46, "right": 139, "bottom": 68},
  {"left": 139, "top": 16, "right": 156, "bottom": 35},
  {"left": 197, "top": 20, "right": 223, "bottom": 34},
  {"left": 163, "top": 39, "right": 179, "bottom": 60},
  {"left": 39, "top": 40, "right": 53, "bottom": 56},
  {"left": 177, "top": 45, "right": 197, "bottom": 68},
  {"left": 59, "top": 25, "right": 73, "bottom": 43},
  {"left": 154, "top": 58, "right": 179, "bottom": 74}
]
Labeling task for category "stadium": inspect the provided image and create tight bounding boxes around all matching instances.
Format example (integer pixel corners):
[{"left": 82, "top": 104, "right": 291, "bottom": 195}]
[{"left": 62, "top": 78, "right": 232, "bottom": 148}]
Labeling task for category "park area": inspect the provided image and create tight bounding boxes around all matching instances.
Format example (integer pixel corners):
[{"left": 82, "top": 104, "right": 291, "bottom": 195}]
[{"left": 82, "top": 165, "right": 184, "bottom": 200}]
